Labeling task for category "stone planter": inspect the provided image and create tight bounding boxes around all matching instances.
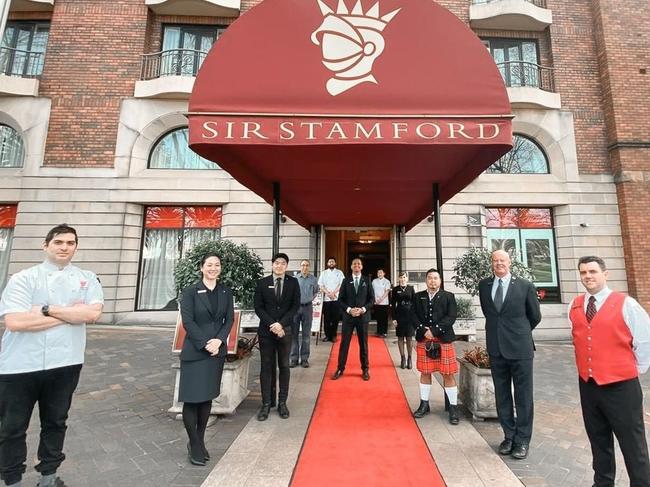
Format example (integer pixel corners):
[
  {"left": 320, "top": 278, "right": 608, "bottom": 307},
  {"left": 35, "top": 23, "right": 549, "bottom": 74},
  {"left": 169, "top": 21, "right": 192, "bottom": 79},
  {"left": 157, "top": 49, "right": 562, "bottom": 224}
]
[
  {"left": 454, "top": 318, "right": 476, "bottom": 341},
  {"left": 169, "top": 355, "right": 251, "bottom": 417},
  {"left": 457, "top": 357, "right": 497, "bottom": 420}
]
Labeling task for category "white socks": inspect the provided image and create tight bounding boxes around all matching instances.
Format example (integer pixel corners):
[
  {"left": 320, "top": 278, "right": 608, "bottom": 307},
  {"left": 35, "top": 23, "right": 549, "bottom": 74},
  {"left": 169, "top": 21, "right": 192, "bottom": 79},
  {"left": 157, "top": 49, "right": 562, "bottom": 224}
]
[
  {"left": 445, "top": 386, "right": 458, "bottom": 406},
  {"left": 419, "top": 383, "right": 432, "bottom": 401}
]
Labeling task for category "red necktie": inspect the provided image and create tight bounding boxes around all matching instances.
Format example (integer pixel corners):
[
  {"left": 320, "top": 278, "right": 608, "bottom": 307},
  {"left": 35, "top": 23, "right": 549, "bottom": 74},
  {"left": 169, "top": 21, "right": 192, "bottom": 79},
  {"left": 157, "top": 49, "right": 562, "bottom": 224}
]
[{"left": 586, "top": 296, "right": 597, "bottom": 323}]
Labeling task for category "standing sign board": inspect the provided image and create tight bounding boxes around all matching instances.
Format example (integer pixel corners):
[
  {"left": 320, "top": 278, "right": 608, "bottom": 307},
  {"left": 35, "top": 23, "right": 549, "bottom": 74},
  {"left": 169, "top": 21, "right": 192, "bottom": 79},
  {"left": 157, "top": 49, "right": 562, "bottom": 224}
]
[{"left": 311, "top": 294, "right": 323, "bottom": 333}]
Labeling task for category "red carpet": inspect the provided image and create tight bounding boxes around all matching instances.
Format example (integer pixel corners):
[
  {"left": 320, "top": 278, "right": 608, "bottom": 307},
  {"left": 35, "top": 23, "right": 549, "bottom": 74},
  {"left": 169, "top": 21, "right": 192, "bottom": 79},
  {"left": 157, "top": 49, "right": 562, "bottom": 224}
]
[{"left": 291, "top": 336, "right": 445, "bottom": 487}]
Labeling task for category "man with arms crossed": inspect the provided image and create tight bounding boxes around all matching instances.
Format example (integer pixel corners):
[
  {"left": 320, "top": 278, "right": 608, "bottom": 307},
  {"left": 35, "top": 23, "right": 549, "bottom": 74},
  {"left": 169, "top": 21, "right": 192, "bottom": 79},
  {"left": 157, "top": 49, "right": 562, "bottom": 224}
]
[
  {"left": 0, "top": 224, "right": 104, "bottom": 487},
  {"left": 569, "top": 256, "right": 650, "bottom": 487},
  {"left": 318, "top": 257, "right": 344, "bottom": 342},
  {"left": 478, "top": 249, "right": 541, "bottom": 460}
]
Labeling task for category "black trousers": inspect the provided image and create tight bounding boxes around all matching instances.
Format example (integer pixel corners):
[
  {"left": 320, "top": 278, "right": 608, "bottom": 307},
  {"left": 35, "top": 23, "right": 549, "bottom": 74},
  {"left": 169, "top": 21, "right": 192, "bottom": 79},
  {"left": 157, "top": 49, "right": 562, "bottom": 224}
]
[
  {"left": 0, "top": 364, "right": 82, "bottom": 486},
  {"left": 374, "top": 305, "right": 389, "bottom": 335},
  {"left": 337, "top": 321, "right": 369, "bottom": 371},
  {"left": 258, "top": 334, "right": 291, "bottom": 405},
  {"left": 489, "top": 355, "right": 534, "bottom": 445},
  {"left": 579, "top": 377, "right": 650, "bottom": 487},
  {"left": 322, "top": 301, "right": 340, "bottom": 340}
]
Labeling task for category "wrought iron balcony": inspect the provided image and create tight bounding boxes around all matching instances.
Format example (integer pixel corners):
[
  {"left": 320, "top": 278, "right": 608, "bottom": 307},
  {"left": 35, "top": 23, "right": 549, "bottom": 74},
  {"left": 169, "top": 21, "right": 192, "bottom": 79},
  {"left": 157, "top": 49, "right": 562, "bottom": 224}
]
[
  {"left": 470, "top": 0, "right": 552, "bottom": 31},
  {"left": 140, "top": 48, "right": 208, "bottom": 80},
  {"left": 472, "top": 0, "right": 546, "bottom": 7},
  {"left": 0, "top": 46, "right": 45, "bottom": 78},
  {"left": 497, "top": 61, "right": 554, "bottom": 92}
]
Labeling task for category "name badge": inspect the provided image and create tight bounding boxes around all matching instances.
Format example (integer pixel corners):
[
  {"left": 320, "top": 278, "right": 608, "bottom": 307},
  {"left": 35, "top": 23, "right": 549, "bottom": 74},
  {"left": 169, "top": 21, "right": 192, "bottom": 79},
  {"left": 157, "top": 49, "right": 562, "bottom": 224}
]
[
  {"left": 268, "top": 285, "right": 275, "bottom": 289},
  {"left": 197, "top": 290, "right": 207, "bottom": 294}
]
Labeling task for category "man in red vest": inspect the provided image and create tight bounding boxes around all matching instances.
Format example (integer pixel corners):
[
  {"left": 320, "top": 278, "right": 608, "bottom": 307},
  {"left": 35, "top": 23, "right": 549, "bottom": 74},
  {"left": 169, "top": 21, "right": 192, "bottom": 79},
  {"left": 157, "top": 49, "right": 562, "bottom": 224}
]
[{"left": 570, "top": 256, "right": 650, "bottom": 487}]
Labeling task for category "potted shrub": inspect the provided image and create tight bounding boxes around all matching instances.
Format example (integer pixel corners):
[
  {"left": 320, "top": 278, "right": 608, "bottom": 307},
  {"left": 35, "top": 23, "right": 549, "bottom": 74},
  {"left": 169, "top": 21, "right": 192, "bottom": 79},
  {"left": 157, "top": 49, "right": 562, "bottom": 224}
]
[
  {"left": 170, "top": 239, "right": 264, "bottom": 415},
  {"left": 457, "top": 346, "right": 497, "bottom": 420},
  {"left": 454, "top": 296, "right": 477, "bottom": 340}
]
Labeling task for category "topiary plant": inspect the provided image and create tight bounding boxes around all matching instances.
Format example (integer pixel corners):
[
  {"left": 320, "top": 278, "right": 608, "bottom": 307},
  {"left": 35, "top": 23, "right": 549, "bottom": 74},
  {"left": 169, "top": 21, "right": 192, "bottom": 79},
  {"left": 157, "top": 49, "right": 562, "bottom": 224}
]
[
  {"left": 174, "top": 239, "right": 264, "bottom": 309},
  {"left": 451, "top": 247, "right": 533, "bottom": 297}
]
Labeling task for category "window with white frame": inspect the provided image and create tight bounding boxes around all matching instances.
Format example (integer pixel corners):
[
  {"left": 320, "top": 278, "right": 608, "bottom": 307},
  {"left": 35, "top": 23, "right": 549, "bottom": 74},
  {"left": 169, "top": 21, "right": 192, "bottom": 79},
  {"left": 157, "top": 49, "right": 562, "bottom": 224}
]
[
  {"left": 486, "top": 134, "right": 549, "bottom": 174},
  {"left": 148, "top": 127, "right": 218, "bottom": 170},
  {"left": 0, "top": 125, "right": 25, "bottom": 168}
]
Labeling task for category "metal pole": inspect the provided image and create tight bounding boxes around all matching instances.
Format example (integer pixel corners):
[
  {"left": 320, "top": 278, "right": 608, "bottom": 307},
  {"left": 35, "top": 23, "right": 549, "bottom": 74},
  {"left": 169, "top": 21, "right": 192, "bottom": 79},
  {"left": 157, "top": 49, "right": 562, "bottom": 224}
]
[
  {"left": 397, "top": 225, "right": 403, "bottom": 273},
  {"left": 433, "top": 183, "right": 444, "bottom": 288},
  {"left": 272, "top": 182, "right": 280, "bottom": 256},
  {"left": 0, "top": 0, "right": 11, "bottom": 45}
]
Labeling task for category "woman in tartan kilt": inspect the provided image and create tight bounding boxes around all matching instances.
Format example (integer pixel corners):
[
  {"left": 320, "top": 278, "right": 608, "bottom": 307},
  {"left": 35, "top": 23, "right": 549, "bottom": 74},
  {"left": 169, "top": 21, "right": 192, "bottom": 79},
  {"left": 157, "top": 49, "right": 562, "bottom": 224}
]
[{"left": 409, "top": 268, "right": 460, "bottom": 424}]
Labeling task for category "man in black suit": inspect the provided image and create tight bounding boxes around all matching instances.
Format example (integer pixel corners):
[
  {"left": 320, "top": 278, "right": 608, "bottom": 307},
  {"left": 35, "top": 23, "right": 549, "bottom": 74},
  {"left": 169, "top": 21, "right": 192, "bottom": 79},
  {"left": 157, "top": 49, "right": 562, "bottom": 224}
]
[
  {"left": 479, "top": 249, "right": 541, "bottom": 460},
  {"left": 254, "top": 252, "right": 300, "bottom": 421},
  {"left": 332, "top": 258, "right": 374, "bottom": 381}
]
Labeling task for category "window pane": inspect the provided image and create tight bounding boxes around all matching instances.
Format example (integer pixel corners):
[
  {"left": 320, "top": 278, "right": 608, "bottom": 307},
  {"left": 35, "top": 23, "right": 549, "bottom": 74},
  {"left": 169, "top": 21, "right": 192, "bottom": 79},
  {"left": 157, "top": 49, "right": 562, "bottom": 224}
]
[
  {"left": 0, "top": 227, "right": 13, "bottom": 293},
  {"left": 0, "top": 205, "right": 17, "bottom": 227},
  {"left": 181, "top": 228, "right": 220, "bottom": 257},
  {"left": 149, "top": 128, "right": 218, "bottom": 170},
  {"left": 184, "top": 207, "right": 222, "bottom": 228},
  {"left": 138, "top": 229, "right": 181, "bottom": 310},
  {"left": 0, "top": 125, "right": 25, "bottom": 168},
  {"left": 487, "top": 135, "right": 548, "bottom": 174},
  {"left": 144, "top": 206, "right": 184, "bottom": 228},
  {"left": 486, "top": 208, "right": 519, "bottom": 228}
]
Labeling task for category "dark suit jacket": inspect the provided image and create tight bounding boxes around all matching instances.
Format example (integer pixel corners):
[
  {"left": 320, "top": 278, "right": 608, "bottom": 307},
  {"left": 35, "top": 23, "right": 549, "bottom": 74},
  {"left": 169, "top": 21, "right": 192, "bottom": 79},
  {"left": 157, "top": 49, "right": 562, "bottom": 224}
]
[
  {"left": 338, "top": 274, "right": 374, "bottom": 324},
  {"left": 254, "top": 274, "right": 300, "bottom": 337},
  {"left": 410, "top": 289, "right": 457, "bottom": 343},
  {"left": 479, "top": 275, "right": 542, "bottom": 360},
  {"left": 179, "top": 281, "right": 234, "bottom": 361}
]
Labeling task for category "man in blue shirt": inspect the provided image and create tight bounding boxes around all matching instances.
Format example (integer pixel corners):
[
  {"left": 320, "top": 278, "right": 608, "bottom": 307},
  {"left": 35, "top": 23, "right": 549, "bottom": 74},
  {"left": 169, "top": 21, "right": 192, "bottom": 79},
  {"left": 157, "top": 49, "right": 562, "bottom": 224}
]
[
  {"left": 0, "top": 224, "right": 104, "bottom": 487},
  {"left": 291, "top": 260, "right": 319, "bottom": 368}
]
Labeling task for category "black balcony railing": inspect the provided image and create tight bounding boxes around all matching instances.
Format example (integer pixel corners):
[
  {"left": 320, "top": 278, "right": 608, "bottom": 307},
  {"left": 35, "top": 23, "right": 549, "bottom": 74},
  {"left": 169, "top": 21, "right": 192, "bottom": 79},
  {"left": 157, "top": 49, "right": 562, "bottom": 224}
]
[
  {"left": 140, "top": 49, "right": 208, "bottom": 80},
  {"left": 497, "top": 61, "right": 555, "bottom": 92},
  {"left": 472, "top": 0, "right": 547, "bottom": 7},
  {"left": 0, "top": 46, "right": 45, "bottom": 78}
]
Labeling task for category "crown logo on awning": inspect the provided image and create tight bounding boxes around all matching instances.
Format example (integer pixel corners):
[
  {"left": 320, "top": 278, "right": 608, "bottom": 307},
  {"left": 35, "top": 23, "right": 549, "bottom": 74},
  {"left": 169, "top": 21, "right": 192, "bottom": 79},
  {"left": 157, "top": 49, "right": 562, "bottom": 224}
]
[{"left": 311, "top": 0, "right": 400, "bottom": 96}]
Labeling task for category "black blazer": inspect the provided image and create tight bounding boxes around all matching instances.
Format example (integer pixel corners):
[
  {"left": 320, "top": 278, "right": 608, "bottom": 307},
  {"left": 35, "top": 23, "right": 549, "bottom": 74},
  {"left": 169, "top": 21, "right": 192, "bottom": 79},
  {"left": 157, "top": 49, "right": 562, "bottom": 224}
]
[
  {"left": 179, "top": 281, "right": 235, "bottom": 361},
  {"left": 410, "top": 289, "right": 457, "bottom": 343},
  {"left": 338, "top": 274, "right": 374, "bottom": 324},
  {"left": 478, "top": 275, "right": 542, "bottom": 360},
  {"left": 254, "top": 274, "right": 301, "bottom": 337}
]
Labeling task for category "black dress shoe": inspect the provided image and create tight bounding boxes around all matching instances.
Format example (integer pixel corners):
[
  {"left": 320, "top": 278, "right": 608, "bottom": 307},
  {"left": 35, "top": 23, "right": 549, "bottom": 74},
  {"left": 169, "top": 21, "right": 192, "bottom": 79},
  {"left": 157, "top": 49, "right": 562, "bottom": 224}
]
[
  {"left": 277, "top": 402, "right": 290, "bottom": 419},
  {"left": 362, "top": 369, "right": 370, "bottom": 381},
  {"left": 400, "top": 356, "right": 406, "bottom": 369},
  {"left": 448, "top": 404, "right": 460, "bottom": 425},
  {"left": 37, "top": 477, "right": 67, "bottom": 487},
  {"left": 302, "top": 361, "right": 310, "bottom": 368},
  {"left": 406, "top": 356, "right": 412, "bottom": 369},
  {"left": 187, "top": 442, "right": 206, "bottom": 466},
  {"left": 322, "top": 337, "right": 329, "bottom": 342},
  {"left": 498, "top": 439, "right": 514, "bottom": 455},
  {"left": 412, "top": 400, "right": 430, "bottom": 418},
  {"left": 289, "top": 361, "right": 298, "bottom": 368},
  {"left": 332, "top": 369, "right": 343, "bottom": 380},
  {"left": 257, "top": 404, "right": 271, "bottom": 421},
  {"left": 511, "top": 443, "right": 529, "bottom": 460}
]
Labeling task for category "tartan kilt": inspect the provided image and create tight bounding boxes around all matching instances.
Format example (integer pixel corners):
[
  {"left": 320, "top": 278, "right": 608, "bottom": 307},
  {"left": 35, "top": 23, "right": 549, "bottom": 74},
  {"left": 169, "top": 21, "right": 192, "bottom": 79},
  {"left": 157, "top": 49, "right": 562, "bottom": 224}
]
[{"left": 416, "top": 339, "right": 458, "bottom": 375}]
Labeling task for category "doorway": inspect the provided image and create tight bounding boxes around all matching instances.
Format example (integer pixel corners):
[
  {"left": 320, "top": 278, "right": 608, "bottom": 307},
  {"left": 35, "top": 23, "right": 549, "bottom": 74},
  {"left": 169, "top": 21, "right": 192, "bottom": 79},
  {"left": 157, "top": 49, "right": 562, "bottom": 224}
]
[{"left": 324, "top": 228, "right": 392, "bottom": 281}]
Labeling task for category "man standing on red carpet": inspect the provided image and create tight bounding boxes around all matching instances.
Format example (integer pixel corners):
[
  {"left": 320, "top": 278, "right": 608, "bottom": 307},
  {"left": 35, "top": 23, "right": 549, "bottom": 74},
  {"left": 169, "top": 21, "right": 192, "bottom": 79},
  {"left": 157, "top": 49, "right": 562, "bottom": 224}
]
[{"left": 332, "top": 258, "right": 374, "bottom": 381}]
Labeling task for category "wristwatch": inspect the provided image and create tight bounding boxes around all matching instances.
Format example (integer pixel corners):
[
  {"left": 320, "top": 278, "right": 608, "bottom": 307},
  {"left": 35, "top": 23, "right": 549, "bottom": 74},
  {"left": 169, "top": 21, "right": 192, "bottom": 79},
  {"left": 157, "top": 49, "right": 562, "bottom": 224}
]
[{"left": 41, "top": 305, "right": 50, "bottom": 317}]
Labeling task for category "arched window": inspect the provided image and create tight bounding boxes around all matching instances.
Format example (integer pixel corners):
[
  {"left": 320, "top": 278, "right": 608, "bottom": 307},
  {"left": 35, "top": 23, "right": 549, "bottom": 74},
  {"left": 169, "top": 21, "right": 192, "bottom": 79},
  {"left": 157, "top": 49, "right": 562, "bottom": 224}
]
[
  {"left": 148, "top": 127, "right": 217, "bottom": 170},
  {"left": 486, "top": 134, "right": 549, "bottom": 174},
  {"left": 0, "top": 124, "right": 25, "bottom": 168}
]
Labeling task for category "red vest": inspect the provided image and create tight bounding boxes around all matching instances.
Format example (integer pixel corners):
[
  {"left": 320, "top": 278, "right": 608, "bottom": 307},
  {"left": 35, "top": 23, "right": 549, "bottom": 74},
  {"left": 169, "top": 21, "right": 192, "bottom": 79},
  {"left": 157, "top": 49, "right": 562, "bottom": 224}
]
[{"left": 570, "top": 292, "right": 637, "bottom": 385}]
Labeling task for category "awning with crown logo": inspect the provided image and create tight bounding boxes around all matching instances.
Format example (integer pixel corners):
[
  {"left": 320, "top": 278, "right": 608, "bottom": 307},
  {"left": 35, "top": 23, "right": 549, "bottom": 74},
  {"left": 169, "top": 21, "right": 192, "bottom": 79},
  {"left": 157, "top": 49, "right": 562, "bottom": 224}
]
[{"left": 188, "top": 0, "right": 513, "bottom": 230}]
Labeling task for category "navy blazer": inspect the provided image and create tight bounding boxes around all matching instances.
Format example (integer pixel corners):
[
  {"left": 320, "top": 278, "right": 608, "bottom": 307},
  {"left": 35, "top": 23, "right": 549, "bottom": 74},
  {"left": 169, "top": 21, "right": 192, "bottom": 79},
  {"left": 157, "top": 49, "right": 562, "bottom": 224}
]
[
  {"left": 338, "top": 274, "right": 374, "bottom": 324},
  {"left": 254, "top": 274, "right": 301, "bottom": 337},
  {"left": 410, "top": 289, "right": 457, "bottom": 343},
  {"left": 478, "top": 275, "right": 541, "bottom": 360},
  {"left": 179, "top": 281, "right": 235, "bottom": 361}
]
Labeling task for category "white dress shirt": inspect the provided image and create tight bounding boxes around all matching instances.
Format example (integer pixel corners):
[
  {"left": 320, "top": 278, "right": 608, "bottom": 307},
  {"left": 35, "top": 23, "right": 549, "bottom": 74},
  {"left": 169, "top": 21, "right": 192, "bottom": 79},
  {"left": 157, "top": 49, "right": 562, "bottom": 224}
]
[
  {"left": 491, "top": 273, "right": 512, "bottom": 301},
  {"left": 372, "top": 277, "right": 391, "bottom": 305}
]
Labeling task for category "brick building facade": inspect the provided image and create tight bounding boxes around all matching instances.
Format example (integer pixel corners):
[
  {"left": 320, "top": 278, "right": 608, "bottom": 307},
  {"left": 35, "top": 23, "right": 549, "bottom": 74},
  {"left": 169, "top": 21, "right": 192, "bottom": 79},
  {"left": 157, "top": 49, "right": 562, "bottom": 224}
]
[{"left": 0, "top": 0, "right": 647, "bottom": 335}]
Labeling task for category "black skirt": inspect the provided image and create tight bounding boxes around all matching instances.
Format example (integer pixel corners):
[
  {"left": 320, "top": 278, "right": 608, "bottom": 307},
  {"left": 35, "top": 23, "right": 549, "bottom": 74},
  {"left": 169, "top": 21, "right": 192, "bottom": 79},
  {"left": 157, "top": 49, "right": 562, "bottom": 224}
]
[
  {"left": 179, "top": 356, "right": 226, "bottom": 404},
  {"left": 395, "top": 310, "right": 415, "bottom": 337}
]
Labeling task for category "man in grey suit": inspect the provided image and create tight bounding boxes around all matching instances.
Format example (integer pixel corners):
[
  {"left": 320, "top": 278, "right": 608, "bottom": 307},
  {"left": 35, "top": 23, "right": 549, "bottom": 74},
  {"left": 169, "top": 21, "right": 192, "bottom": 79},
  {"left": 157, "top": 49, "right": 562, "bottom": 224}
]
[{"left": 478, "top": 250, "right": 541, "bottom": 460}]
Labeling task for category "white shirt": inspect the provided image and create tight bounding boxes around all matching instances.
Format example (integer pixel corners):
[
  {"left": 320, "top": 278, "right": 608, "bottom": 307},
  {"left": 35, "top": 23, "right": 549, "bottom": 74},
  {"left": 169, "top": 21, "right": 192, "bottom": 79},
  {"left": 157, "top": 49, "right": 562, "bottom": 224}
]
[
  {"left": 568, "top": 287, "right": 650, "bottom": 374},
  {"left": 0, "top": 261, "right": 104, "bottom": 374},
  {"left": 318, "top": 268, "right": 345, "bottom": 302},
  {"left": 491, "top": 273, "right": 512, "bottom": 301},
  {"left": 372, "top": 277, "right": 391, "bottom": 305}
]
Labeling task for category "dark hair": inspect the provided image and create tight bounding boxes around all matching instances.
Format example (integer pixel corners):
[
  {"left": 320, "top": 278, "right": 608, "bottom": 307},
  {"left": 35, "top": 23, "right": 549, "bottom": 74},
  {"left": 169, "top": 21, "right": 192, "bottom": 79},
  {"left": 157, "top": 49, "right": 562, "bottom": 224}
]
[
  {"left": 200, "top": 253, "right": 221, "bottom": 267},
  {"left": 44, "top": 224, "right": 78, "bottom": 245},
  {"left": 578, "top": 256, "right": 606, "bottom": 271},
  {"left": 377, "top": 268, "right": 385, "bottom": 273},
  {"left": 272, "top": 252, "right": 289, "bottom": 263},
  {"left": 398, "top": 271, "right": 408, "bottom": 278},
  {"left": 426, "top": 268, "right": 441, "bottom": 278},
  {"left": 327, "top": 256, "right": 336, "bottom": 263}
]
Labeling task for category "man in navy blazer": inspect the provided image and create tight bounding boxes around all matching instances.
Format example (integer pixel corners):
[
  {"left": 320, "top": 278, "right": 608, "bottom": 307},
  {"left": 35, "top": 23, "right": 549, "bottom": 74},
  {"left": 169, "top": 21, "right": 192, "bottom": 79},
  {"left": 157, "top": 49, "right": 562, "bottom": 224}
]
[
  {"left": 332, "top": 258, "right": 374, "bottom": 381},
  {"left": 479, "top": 249, "right": 541, "bottom": 460},
  {"left": 254, "top": 252, "right": 300, "bottom": 421}
]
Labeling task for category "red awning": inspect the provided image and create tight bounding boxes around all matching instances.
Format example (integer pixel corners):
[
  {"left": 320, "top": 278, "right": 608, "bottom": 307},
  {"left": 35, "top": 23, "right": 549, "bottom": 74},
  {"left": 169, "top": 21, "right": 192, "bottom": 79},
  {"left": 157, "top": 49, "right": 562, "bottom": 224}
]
[{"left": 189, "top": 0, "right": 512, "bottom": 230}]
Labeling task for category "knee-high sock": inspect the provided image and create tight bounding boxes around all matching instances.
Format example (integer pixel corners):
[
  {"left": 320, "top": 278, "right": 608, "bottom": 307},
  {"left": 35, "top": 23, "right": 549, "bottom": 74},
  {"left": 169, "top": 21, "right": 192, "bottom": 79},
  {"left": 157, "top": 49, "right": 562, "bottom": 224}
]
[
  {"left": 419, "top": 383, "right": 432, "bottom": 401},
  {"left": 445, "top": 386, "right": 458, "bottom": 405}
]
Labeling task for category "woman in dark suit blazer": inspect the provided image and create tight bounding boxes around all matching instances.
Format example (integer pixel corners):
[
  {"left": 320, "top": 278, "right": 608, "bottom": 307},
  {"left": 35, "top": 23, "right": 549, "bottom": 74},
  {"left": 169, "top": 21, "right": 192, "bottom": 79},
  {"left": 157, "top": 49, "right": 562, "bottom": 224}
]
[{"left": 179, "top": 253, "right": 234, "bottom": 466}]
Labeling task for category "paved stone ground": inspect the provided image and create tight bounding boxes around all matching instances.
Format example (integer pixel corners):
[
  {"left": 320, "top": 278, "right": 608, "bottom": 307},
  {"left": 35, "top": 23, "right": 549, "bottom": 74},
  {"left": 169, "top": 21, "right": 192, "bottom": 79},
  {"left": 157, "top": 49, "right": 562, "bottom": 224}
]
[
  {"left": 464, "top": 341, "right": 650, "bottom": 486},
  {"left": 14, "top": 326, "right": 261, "bottom": 487}
]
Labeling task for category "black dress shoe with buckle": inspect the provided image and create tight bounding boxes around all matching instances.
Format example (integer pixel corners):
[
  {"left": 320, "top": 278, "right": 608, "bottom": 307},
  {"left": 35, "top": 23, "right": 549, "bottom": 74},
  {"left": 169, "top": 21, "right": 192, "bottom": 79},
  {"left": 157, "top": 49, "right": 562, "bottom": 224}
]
[
  {"left": 362, "top": 369, "right": 370, "bottom": 381},
  {"left": 511, "top": 443, "right": 529, "bottom": 460},
  {"left": 277, "top": 402, "right": 290, "bottom": 419},
  {"left": 332, "top": 369, "right": 343, "bottom": 380},
  {"left": 257, "top": 404, "right": 271, "bottom": 421},
  {"left": 302, "top": 361, "right": 310, "bottom": 368},
  {"left": 448, "top": 404, "right": 460, "bottom": 425},
  {"left": 498, "top": 439, "right": 514, "bottom": 455}
]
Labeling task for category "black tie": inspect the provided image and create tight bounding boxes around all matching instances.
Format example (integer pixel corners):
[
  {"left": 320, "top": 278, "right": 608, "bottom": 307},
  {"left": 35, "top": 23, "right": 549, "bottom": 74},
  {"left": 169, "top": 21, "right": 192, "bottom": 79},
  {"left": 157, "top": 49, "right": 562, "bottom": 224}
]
[
  {"left": 494, "top": 278, "right": 504, "bottom": 312},
  {"left": 275, "top": 277, "right": 282, "bottom": 300},
  {"left": 586, "top": 296, "right": 597, "bottom": 323}
]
